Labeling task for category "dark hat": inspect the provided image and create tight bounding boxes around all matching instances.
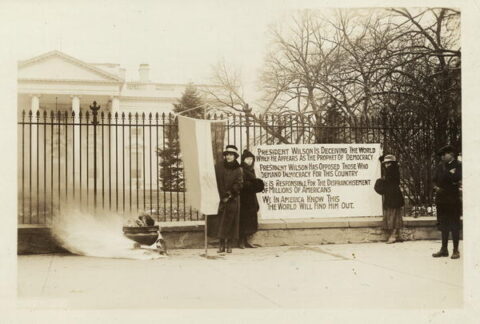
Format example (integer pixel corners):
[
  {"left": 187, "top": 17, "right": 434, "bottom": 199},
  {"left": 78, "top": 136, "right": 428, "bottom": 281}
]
[
  {"left": 241, "top": 149, "right": 255, "bottom": 161},
  {"left": 381, "top": 154, "right": 396, "bottom": 163},
  {"left": 223, "top": 145, "right": 239, "bottom": 158},
  {"left": 437, "top": 145, "right": 456, "bottom": 156}
]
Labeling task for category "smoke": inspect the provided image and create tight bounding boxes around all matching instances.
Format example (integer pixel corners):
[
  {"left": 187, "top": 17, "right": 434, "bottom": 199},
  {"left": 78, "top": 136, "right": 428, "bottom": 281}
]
[{"left": 51, "top": 205, "right": 165, "bottom": 260}]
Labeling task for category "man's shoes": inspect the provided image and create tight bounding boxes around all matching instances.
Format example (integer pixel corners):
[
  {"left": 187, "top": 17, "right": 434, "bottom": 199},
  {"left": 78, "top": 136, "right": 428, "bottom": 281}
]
[
  {"left": 451, "top": 250, "right": 460, "bottom": 259},
  {"left": 432, "top": 249, "right": 449, "bottom": 257}
]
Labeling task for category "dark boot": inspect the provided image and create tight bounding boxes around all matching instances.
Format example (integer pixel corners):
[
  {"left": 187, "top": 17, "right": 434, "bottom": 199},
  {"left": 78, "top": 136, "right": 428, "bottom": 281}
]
[
  {"left": 217, "top": 239, "right": 225, "bottom": 253},
  {"left": 452, "top": 229, "right": 460, "bottom": 250},
  {"left": 451, "top": 250, "right": 460, "bottom": 259},
  {"left": 238, "top": 237, "right": 245, "bottom": 249},
  {"left": 432, "top": 249, "right": 449, "bottom": 257},
  {"left": 432, "top": 231, "right": 449, "bottom": 257},
  {"left": 245, "top": 235, "right": 257, "bottom": 248},
  {"left": 451, "top": 229, "right": 460, "bottom": 259},
  {"left": 226, "top": 239, "right": 232, "bottom": 253}
]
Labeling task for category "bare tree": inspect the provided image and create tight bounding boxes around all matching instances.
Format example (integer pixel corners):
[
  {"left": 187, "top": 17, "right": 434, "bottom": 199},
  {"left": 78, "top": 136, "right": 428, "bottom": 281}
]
[
  {"left": 207, "top": 7, "right": 460, "bottom": 207},
  {"left": 206, "top": 61, "right": 291, "bottom": 144}
]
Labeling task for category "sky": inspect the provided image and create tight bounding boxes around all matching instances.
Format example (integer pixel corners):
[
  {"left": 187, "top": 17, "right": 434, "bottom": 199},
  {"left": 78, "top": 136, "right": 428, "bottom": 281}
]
[
  {"left": 7, "top": 0, "right": 296, "bottom": 100},
  {"left": 4, "top": 1, "right": 460, "bottom": 101}
]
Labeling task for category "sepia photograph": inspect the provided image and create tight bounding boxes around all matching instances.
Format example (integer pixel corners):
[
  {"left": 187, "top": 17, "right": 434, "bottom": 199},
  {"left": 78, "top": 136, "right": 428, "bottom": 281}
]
[{"left": 1, "top": 0, "right": 479, "bottom": 323}]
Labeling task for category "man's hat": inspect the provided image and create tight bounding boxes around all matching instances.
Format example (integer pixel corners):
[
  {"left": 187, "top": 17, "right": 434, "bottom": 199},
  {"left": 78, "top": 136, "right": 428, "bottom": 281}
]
[
  {"left": 437, "top": 145, "right": 456, "bottom": 156},
  {"left": 223, "top": 145, "right": 239, "bottom": 158},
  {"left": 382, "top": 154, "right": 396, "bottom": 163}
]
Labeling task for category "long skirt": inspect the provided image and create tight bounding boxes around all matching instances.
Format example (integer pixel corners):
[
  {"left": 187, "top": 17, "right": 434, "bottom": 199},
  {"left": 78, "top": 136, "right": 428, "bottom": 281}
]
[
  {"left": 216, "top": 198, "right": 240, "bottom": 240},
  {"left": 383, "top": 208, "right": 403, "bottom": 230}
]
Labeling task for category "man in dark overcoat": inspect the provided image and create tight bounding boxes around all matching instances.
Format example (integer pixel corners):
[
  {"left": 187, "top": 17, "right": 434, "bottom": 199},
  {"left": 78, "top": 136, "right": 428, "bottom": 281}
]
[
  {"left": 432, "top": 145, "right": 462, "bottom": 259},
  {"left": 215, "top": 145, "right": 243, "bottom": 253}
]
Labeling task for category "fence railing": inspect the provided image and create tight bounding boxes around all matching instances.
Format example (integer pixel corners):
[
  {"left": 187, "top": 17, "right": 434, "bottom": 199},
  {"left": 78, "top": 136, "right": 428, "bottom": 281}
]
[{"left": 18, "top": 107, "right": 461, "bottom": 225}]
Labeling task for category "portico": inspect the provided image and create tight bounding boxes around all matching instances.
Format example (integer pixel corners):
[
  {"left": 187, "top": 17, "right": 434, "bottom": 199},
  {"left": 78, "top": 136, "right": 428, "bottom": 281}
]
[
  {"left": 17, "top": 51, "right": 124, "bottom": 117},
  {"left": 17, "top": 50, "right": 198, "bottom": 117}
]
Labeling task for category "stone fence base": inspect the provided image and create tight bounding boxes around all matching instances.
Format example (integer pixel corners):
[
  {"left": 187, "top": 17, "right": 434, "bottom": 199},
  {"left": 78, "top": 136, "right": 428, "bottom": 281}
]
[{"left": 18, "top": 217, "right": 459, "bottom": 254}]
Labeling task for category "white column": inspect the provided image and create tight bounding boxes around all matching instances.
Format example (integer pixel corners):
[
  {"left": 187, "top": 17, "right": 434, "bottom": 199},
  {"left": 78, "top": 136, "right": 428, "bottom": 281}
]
[
  {"left": 111, "top": 96, "right": 120, "bottom": 114},
  {"left": 31, "top": 95, "right": 40, "bottom": 112},
  {"left": 72, "top": 96, "right": 80, "bottom": 116},
  {"left": 71, "top": 96, "right": 81, "bottom": 201}
]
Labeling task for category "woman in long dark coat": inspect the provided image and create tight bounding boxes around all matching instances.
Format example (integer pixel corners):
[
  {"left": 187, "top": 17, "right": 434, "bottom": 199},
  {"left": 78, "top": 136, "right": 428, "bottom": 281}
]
[
  {"left": 239, "top": 149, "right": 263, "bottom": 248},
  {"left": 215, "top": 145, "right": 243, "bottom": 253},
  {"left": 380, "top": 154, "right": 405, "bottom": 243}
]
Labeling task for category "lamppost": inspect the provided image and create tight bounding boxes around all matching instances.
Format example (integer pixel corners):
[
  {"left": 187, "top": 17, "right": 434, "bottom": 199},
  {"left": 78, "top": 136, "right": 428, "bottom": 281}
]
[
  {"left": 243, "top": 103, "right": 252, "bottom": 150},
  {"left": 90, "top": 101, "right": 101, "bottom": 210}
]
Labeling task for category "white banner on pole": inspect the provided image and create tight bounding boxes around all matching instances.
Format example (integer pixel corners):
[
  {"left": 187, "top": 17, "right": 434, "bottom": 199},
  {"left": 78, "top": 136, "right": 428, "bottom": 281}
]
[
  {"left": 178, "top": 115, "right": 221, "bottom": 215},
  {"left": 253, "top": 143, "right": 383, "bottom": 219}
]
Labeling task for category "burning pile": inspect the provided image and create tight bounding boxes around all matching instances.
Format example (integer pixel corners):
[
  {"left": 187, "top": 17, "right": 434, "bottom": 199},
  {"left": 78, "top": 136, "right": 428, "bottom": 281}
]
[
  {"left": 123, "top": 213, "right": 168, "bottom": 255},
  {"left": 51, "top": 208, "right": 166, "bottom": 260}
]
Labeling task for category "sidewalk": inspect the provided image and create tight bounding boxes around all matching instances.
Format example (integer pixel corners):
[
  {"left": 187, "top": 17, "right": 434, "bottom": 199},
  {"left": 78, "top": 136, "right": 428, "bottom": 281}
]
[{"left": 17, "top": 240, "right": 463, "bottom": 309}]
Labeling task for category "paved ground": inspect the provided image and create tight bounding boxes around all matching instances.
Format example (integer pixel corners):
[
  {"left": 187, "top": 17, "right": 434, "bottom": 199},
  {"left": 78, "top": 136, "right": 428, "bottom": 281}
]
[{"left": 17, "top": 240, "right": 463, "bottom": 309}]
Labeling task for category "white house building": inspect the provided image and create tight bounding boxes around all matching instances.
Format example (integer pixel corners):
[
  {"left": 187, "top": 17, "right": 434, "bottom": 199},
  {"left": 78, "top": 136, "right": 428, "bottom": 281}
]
[{"left": 17, "top": 50, "right": 213, "bottom": 115}]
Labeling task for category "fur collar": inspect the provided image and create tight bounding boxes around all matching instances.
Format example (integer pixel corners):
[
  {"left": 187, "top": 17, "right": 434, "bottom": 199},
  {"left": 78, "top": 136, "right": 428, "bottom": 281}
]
[{"left": 223, "top": 159, "right": 240, "bottom": 169}]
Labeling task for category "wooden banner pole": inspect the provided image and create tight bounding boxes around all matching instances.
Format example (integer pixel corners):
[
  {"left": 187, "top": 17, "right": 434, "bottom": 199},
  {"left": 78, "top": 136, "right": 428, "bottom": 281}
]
[{"left": 204, "top": 214, "right": 208, "bottom": 257}]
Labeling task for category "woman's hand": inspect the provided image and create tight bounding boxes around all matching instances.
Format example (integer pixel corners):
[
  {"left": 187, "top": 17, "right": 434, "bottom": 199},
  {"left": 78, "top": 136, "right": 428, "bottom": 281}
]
[{"left": 222, "top": 192, "right": 232, "bottom": 203}]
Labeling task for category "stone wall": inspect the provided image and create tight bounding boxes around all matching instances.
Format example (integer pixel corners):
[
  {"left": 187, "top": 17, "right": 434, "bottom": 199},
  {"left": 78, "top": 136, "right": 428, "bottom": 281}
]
[{"left": 18, "top": 217, "right": 456, "bottom": 254}]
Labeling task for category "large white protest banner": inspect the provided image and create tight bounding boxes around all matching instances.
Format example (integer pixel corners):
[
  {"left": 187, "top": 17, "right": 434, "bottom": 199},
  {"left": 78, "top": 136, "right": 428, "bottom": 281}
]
[
  {"left": 178, "top": 115, "right": 223, "bottom": 215},
  {"left": 254, "top": 144, "right": 383, "bottom": 219}
]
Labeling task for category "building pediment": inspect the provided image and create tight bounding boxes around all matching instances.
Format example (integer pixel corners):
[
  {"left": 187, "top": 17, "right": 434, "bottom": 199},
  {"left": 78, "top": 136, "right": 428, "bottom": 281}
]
[{"left": 18, "top": 51, "right": 122, "bottom": 83}]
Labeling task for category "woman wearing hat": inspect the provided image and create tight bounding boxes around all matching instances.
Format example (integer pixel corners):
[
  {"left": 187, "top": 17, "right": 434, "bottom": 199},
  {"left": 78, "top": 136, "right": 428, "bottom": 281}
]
[
  {"left": 380, "top": 154, "right": 405, "bottom": 243},
  {"left": 432, "top": 145, "right": 462, "bottom": 259},
  {"left": 239, "top": 149, "right": 265, "bottom": 249},
  {"left": 214, "top": 145, "right": 243, "bottom": 253}
]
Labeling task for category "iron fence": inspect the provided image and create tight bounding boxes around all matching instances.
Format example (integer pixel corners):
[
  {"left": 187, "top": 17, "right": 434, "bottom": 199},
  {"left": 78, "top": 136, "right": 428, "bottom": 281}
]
[
  {"left": 18, "top": 106, "right": 461, "bottom": 225},
  {"left": 18, "top": 106, "right": 201, "bottom": 225}
]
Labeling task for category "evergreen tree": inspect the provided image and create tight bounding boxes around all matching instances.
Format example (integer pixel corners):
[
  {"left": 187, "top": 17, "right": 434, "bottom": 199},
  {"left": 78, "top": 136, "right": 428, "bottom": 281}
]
[{"left": 158, "top": 84, "right": 205, "bottom": 191}]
